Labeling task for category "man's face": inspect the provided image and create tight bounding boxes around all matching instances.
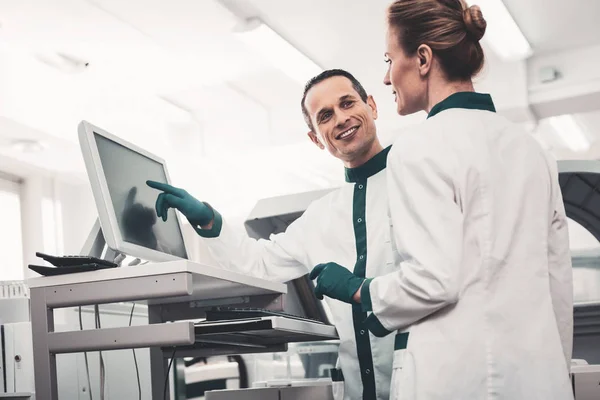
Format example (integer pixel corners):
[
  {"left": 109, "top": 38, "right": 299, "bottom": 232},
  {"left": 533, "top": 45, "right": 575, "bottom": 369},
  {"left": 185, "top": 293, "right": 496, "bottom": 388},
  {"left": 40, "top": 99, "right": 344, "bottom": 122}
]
[{"left": 304, "top": 76, "right": 379, "bottom": 167}]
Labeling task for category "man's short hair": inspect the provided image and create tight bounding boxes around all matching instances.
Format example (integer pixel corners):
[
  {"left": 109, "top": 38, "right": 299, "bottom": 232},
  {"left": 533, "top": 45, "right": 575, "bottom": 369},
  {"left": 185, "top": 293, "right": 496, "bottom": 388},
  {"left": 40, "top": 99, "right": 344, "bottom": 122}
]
[{"left": 301, "top": 69, "right": 369, "bottom": 132}]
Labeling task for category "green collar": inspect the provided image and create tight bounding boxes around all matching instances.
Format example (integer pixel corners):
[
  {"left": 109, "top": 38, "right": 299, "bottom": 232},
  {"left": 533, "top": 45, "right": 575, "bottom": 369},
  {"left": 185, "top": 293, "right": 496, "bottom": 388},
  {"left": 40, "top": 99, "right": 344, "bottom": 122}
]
[
  {"left": 427, "top": 92, "right": 496, "bottom": 119},
  {"left": 344, "top": 146, "right": 392, "bottom": 183}
]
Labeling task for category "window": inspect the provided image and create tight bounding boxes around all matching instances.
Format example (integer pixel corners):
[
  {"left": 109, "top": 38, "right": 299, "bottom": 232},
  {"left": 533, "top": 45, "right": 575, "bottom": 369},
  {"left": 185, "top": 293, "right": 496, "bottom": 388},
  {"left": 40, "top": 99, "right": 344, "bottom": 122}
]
[
  {"left": 0, "top": 173, "right": 24, "bottom": 281},
  {"left": 42, "top": 196, "right": 64, "bottom": 256}
]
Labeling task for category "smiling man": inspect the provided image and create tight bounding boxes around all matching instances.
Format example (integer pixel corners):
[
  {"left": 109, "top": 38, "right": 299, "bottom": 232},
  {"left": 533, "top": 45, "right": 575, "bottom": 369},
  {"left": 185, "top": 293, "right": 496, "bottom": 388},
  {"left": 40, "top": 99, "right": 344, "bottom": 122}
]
[
  {"left": 302, "top": 70, "right": 382, "bottom": 169},
  {"left": 146, "top": 69, "right": 398, "bottom": 400}
]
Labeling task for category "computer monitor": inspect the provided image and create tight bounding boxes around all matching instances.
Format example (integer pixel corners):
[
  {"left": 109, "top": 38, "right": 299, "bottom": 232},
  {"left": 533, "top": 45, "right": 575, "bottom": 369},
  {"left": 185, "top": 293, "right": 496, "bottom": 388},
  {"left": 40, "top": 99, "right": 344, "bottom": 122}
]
[{"left": 78, "top": 120, "right": 189, "bottom": 262}]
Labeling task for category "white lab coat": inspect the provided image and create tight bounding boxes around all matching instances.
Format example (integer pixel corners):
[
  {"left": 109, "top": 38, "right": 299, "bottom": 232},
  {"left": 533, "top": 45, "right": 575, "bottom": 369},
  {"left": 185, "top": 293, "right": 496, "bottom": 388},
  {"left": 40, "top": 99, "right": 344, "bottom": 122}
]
[
  {"left": 365, "top": 103, "right": 574, "bottom": 399},
  {"left": 197, "top": 150, "right": 399, "bottom": 400}
]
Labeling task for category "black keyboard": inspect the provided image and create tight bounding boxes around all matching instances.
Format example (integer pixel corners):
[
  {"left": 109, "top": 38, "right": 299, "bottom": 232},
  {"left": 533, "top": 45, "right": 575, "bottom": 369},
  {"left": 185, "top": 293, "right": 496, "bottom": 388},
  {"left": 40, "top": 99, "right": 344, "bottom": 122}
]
[
  {"left": 36, "top": 252, "right": 118, "bottom": 268},
  {"left": 205, "top": 307, "right": 325, "bottom": 324},
  {"left": 28, "top": 263, "right": 117, "bottom": 276}
]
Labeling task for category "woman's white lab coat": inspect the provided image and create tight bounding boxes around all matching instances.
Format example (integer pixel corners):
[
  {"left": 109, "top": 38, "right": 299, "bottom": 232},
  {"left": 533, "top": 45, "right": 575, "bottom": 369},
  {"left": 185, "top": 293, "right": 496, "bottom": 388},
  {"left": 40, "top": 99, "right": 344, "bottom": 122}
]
[{"left": 361, "top": 93, "right": 574, "bottom": 400}]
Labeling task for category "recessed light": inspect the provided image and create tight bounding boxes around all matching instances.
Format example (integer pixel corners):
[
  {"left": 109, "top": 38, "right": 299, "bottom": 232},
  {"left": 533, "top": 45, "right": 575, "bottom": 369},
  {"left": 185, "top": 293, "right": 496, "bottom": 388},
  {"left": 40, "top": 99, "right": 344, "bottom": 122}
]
[
  {"left": 34, "top": 52, "right": 90, "bottom": 74},
  {"left": 10, "top": 139, "right": 45, "bottom": 153}
]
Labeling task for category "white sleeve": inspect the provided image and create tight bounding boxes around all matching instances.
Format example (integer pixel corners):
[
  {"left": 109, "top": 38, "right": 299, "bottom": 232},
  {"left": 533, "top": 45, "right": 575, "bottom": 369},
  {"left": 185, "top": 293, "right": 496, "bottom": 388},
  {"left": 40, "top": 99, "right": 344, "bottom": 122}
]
[
  {"left": 196, "top": 209, "right": 312, "bottom": 283},
  {"left": 363, "top": 137, "right": 463, "bottom": 332},
  {"left": 546, "top": 159, "right": 574, "bottom": 370}
]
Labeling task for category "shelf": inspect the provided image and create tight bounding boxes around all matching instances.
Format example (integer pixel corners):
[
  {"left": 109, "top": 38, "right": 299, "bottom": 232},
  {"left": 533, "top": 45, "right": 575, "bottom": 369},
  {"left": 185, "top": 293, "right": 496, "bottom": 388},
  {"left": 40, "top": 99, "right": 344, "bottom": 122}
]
[{"left": 27, "top": 260, "right": 287, "bottom": 308}]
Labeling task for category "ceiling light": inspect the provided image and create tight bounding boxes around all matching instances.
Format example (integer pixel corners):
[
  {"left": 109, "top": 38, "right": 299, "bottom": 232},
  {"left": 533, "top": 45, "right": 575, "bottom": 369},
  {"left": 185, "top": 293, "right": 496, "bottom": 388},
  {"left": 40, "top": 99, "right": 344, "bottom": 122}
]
[
  {"left": 34, "top": 52, "right": 90, "bottom": 74},
  {"left": 235, "top": 17, "right": 322, "bottom": 85},
  {"left": 548, "top": 115, "right": 591, "bottom": 152},
  {"left": 466, "top": 0, "right": 532, "bottom": 61},
  {"left": 10, "top": 139, "right": 45, "bottom": 153}
]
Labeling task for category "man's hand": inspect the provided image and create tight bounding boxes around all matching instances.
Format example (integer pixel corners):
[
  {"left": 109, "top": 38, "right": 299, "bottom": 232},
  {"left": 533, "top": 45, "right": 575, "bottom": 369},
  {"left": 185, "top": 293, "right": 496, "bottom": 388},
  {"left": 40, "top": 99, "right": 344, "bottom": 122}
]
[
  {"left": 309, "top": 262, "right": 365, "bottom": 304},
  {"left": 146, "top": 181, "right": 213, "bottom": 227}
]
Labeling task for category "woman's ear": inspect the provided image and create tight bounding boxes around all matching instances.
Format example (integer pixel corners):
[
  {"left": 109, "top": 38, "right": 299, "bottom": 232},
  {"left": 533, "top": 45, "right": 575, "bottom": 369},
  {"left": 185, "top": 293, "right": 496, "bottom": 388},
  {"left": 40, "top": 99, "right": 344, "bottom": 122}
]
[{"left": 416, "top": 44, "right": 433, "bottom": 77}]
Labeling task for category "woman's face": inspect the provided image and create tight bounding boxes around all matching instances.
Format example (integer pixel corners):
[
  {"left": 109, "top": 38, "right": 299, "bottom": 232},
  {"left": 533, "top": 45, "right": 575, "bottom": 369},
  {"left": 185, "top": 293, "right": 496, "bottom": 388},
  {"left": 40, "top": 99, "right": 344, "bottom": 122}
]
[{"left": 383, "top": 27, "right": 427, "bottom": 115}]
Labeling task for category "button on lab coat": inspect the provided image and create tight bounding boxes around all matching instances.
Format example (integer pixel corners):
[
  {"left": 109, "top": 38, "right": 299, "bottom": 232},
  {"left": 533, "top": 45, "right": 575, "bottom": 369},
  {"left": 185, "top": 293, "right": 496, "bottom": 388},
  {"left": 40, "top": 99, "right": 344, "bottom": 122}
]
[{"left": 367, "top": 108, "right": 574, "bottom": 399}]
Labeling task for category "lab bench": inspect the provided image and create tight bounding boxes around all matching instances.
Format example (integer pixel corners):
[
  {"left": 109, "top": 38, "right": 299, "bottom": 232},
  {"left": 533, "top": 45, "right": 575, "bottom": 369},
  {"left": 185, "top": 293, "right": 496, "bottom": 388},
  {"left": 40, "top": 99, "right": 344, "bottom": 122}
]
[{"left": 28, "top": 260, "right": 337, "bottom": 400}]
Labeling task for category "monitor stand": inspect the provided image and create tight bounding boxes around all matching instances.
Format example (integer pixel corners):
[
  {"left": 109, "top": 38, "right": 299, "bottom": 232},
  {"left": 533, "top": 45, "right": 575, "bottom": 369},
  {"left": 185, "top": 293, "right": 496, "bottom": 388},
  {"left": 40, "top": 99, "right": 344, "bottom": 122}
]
[{"left": 80, "top": 219, "right": 125, "bottom": 264}]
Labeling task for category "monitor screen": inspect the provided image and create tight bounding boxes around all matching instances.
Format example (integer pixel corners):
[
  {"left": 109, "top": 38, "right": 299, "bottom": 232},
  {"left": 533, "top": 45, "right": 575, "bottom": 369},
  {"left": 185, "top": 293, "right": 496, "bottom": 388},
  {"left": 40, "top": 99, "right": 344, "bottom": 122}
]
[{"left": 94, "top": 133, "right": 188, "bottom": 259}]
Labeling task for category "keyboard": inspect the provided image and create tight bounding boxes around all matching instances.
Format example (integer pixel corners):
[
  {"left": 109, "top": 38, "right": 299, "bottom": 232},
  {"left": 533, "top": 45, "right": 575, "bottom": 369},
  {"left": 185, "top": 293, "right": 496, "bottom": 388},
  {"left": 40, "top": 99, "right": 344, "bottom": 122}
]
[
  {"left": 205, "top": 307, "right": 325, "bottom": 324},
  {"left": 36, "top": 252, "right": 118, "bottom": 268},
  {"left": 28, "top": 263, "right": 117, "bottom": 276}
]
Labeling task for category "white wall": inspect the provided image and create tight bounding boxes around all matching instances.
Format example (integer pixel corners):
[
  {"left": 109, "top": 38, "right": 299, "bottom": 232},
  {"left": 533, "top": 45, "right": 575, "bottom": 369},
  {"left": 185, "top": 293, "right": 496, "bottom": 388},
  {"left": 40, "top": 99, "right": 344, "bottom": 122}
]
[
  {"left": 528, "top": 44, "right": 600, "bottom": 118},
  {"left": 20, "top": 175, "right": 46, "bottom": 279},
  {"left": 55, "top": 180, "right": 97, "bottom": 255},
  {"left": 0, "top": 152, "right": 97, "bottom": 280}
]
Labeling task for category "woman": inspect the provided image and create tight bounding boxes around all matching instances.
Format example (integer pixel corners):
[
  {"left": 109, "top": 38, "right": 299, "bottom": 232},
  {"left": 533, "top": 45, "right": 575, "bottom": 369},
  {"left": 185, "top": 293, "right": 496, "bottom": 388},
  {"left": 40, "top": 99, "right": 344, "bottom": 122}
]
[{"left": 358, "top": 1, "right": 574, "bottom": 398}]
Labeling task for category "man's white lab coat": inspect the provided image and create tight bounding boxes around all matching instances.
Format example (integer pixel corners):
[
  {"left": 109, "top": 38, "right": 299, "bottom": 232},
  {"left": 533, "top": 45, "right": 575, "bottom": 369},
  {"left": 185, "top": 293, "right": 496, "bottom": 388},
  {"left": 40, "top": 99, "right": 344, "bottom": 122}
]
[{"left": 196, "top": 147, "right": 399, "bottom": 400}]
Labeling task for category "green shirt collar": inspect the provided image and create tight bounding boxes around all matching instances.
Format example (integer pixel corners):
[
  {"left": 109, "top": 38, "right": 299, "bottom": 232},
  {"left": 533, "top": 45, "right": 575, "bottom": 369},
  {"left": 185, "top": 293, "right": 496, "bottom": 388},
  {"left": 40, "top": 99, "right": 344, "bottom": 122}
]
[
  {"left": 427, "top": 92, "right": 496, "bottom": 119},
  {"left": 344, "top": 145, "right": 392, "bottom": 183}
]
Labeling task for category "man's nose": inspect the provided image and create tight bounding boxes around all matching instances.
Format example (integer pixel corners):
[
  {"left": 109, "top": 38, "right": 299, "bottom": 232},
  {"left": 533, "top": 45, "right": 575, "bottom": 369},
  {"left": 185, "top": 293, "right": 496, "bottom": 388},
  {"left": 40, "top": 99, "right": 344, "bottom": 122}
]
[{"left": 333, "top": 109, "right": 351, "bottom": 128}]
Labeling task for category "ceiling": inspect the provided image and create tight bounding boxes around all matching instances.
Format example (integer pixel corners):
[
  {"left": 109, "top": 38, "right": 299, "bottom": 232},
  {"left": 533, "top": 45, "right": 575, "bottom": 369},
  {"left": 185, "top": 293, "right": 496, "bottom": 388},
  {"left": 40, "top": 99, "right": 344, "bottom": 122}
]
[
  {"left": 504, "top": 0, "right": 600, "bottom": 54},
  {"left": 0, "top": 0, "right": 421, "bottom": 189},
  {"left": 1, "top": 0, "right": 600, "bottom": 218}
]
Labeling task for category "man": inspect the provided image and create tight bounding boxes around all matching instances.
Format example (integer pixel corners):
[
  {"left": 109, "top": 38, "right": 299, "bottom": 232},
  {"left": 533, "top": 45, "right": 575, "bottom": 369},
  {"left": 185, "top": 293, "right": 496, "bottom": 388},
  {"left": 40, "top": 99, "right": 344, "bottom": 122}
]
[{"left": 147, "top": 69, "right": 398, "bottom": 400}]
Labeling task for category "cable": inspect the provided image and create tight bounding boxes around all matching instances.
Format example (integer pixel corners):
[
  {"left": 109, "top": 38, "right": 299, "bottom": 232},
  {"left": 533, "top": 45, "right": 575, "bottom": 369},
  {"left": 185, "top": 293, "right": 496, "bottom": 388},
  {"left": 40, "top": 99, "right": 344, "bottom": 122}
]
[
  {"left": 183, "top": 357, "right": 206, "bottom": 368},
  {"left": 129, "top": 303, "right": 141, "bottom": 400},
  {"left": 229, "top": 355, "right": 248, "bottom": 388},
  {"left": 79, "top": 307, "right": 93, "bottom": 400},
  {"left": 96, "top": 306, "right": 105, "bottom": 400},
  {"left": 94, "top": 305, "right": 105, "bottom": 400},
  {"left": 164, "top": 348, "right": 176, "bottom": 400}
]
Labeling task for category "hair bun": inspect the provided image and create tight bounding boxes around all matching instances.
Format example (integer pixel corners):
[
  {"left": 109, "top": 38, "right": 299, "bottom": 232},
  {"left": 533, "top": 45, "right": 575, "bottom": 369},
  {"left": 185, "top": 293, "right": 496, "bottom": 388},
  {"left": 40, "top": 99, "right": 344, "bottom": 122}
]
[{"left": 463, "top": 5, "right": 486, "bottom": 41}]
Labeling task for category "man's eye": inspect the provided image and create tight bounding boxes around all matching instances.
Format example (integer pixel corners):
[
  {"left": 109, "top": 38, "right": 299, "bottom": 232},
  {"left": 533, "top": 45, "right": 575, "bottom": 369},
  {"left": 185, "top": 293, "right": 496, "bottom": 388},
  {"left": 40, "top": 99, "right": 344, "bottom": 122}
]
[
  {"left": 319, "top": 112, "right": 331, "bottom": 122},
  {"left": 341, "top": 101, "right": 353, "bottom": 108}
]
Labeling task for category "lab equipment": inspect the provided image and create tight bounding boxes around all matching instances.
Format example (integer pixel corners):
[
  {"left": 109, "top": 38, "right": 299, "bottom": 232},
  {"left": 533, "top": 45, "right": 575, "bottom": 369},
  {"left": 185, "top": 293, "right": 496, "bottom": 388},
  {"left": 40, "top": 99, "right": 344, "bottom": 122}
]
[
  {"left": 571, "top": 361, "right": 600, "bottom": 400},
  {"left": 558, "top": 160, "right": 600, "bottom": 366},
  {"left": 194, "top": 316, "right": 336, "bottom": 345},
  {"left": 0, "top": 281, "right": 34, "bottom": 399},
  {"left": 78, "top": 120, "right": 189, "bottom": 262},
  {"left": 205, "top": 307, "right": 326, "bottom": 323},
  {"left": 183, "top": 356, "right": 244, "bottom": 399},
  {"left": 28, "top": 258, "right": 340, "bottom": 400},
  {"left": 238, "top": 191, "right": 346, "bottom": 396},
  {"left": 29, "top": 122, "right": 339, "bottom": 400},
  {"left": 205, "top": 381, "right": 334, "bottom": 400},
  {"left": 243, "top": 189, "right": 336, "bottom": 325},
  {"left": 0, "top": 281, "right": 29, "bottom": 325},
  {"left": 0, "top": 322, "right": 34, "bottom": 398}
]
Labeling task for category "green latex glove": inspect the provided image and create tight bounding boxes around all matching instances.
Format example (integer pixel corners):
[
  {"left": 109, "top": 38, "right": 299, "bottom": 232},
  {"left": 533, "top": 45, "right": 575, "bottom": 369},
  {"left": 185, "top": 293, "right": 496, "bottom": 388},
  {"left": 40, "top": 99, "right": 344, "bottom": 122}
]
[
  {"left": 146, "top": 181, "right": 213, "bottom": 226},
  {"left": 309, "top": 262, "right": 364, "bottom": 304}
]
